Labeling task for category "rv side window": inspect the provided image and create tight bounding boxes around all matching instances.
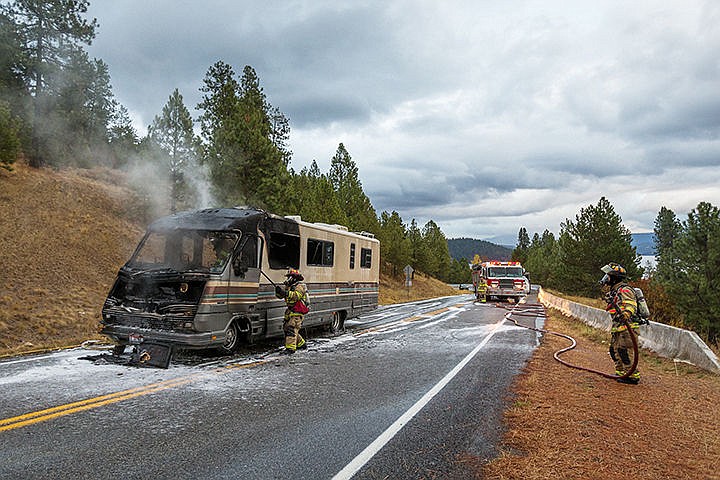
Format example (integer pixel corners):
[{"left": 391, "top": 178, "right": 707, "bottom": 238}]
[
  {"left": 350, "top": 243, "right": 356, "bottom": 269},
  {"left": 307, "top": 238, "right": 334, "bottom": 267},
  {"left": 267, "top": 232, "right": 300, "bottom": 269},
  {"left": 360, "top": 248, "right": 372, "bottom": 268},
  {"left": 238, "top": 235, "right": 258, "bottom": 268}
]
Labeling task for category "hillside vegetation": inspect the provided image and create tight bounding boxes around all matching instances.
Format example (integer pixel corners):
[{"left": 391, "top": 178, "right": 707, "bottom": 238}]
[
  {"left": 447, "top": 237, "right": 512, "bottom": 261},
  {"left": 0, "top": 163, "right": 457, "bottom": 357},
  {"left": 0, "top": 163, "right": 144, "bottom": 355}
]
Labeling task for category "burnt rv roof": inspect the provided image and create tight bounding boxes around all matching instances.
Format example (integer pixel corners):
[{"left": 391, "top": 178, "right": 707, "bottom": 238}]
[{"left": 148, "top": 207, "right": 274, "bottom": 232}]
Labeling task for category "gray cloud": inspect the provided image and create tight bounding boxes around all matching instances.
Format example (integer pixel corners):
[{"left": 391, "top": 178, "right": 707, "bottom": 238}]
[{"left": 87, "top": 0, "right": 720, "bottom": 243}]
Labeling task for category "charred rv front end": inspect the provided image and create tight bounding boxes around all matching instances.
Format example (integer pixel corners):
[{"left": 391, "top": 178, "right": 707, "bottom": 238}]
[{"left": 101, "top": 207, "right": 380, "bottom": 355}]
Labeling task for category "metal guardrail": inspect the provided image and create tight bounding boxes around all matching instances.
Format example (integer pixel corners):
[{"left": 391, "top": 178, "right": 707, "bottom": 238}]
[{"left": 538, "top": 287, "right": 720, "bottom": 375}]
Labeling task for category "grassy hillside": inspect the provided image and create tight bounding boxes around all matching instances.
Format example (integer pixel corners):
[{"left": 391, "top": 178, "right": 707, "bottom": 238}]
[
  {"left": 0, "top": 163, "right": 458, "bottom": 357},
  {"left": 379, "top": 269, "right": 459, "bottom": 305},
  {"left": 0, "top": 163, "right": 145, "bottom": 356}
]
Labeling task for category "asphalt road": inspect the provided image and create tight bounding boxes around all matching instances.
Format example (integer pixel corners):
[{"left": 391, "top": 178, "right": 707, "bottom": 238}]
[{"left": 0, "top": 294, "right": 544, "bottom": 479}]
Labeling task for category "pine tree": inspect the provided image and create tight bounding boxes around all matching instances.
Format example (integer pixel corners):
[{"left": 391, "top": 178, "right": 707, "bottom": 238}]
[
  {"left": 0, "top": 7, "right": 29, "bottom": 120},
  {"left": 198, "top": 61, "right": 242, "bottom": 205},
  {"left": 378, "top": 210, "right": 411, "bottom": 275},
  {"left": 667, "top": 202, "right": 720, "bottom": 343},
  {"left": 447, "top": 258, "right": 472, "bottom": 284},
  {"left": 406, "top": 219, "right": 423, "bottom": 268},
  {"left": 148, "top": 89, "right": 198, "bottom": 213},
  {"left": 48, "top": 50, "right": 116, "bottom": 167},
  {"left": 511, "top": 227, "right": 530, "bottom": 262},
  {"left": 421, "top": 220, "right": 452, "bottom": 280},
  {"left": 524, "top": 229, "right": 558, "bottom": 288},
  {"left": 556, "top": 197, "right": 641, "bottom": 295},
  {"left": 0, "top": 101, "right": 20, "bottom": 170},
  {"left": 287, "top": 160, "right": 347, "bottom": 225},
  {"left": 197, "top": 62, "right": 290, "bottom": 210},
  {"left": 653, "top": 206, "right": 683, "bottom": 283},
  {"left": 329, "top": 143, "right": 379, "bottom": 234},
  {"left": 107, "top": 104, "right": 138, "bottom": 168},
  {"left": 235, "top": 65, "right": 289, "bottom": 211},
  {"left": 6, "top": 0, "right": 97, "bottom": 167}
]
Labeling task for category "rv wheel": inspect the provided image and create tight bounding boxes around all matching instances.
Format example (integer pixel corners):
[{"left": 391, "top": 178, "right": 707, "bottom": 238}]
[
  {"left": 329, "top": 311, "right": 345, "bottom": 335},
  {"left": 220, "top": 323, "right": 240, "bottom": 354}
]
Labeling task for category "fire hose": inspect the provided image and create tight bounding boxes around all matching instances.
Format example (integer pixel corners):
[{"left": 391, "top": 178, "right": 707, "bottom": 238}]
[{"left": 496, "top": 302, "right": 639, "bottom": 381}]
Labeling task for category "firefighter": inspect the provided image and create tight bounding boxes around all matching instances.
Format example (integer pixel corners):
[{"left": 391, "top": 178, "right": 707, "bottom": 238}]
[
  {"left": 275, "top": 268, "right": 310, "bottom": 354},
  {"left": 476, "top": 278, "right": 487, "bottom": 303},
  {"left": 599, "top": 262, "right": 641, "bottom": 384}
]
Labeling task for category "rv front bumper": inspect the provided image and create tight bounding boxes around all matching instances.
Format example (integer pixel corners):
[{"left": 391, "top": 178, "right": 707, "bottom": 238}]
[{"left": 100, "top": 324, "right": 225, "bottom": 349}]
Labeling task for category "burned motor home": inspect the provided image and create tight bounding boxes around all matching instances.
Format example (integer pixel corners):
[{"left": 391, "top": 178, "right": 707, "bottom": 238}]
[{"left": 101, "top": 208, "right": 380, "bottom": 355}]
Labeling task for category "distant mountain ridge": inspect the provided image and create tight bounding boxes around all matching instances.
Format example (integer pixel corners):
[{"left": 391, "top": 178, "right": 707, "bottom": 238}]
[
  {"left": 447, "top": 237, "right": 513, "bottom": 262},
  {"left": 631, "top": 232, "right": 655, "bottom": 256},
  {"left": 448, "top": 233, "right": 655, "bottom": 262}
]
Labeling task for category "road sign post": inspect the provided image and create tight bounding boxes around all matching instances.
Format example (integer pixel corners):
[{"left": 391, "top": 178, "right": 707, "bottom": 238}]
[{"left": 404, "top": 265, "right": 414, "bottom": 296}]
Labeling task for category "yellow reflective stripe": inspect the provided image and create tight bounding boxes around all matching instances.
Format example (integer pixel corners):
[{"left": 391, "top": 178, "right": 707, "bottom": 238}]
[{"left": 611, "top": 324, "right": 640, "bottom": 332}]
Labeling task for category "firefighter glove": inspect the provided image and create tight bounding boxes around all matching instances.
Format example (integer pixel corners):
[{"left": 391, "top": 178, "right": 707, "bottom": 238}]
[{"left": 275, "top": 285, "right": 285, "bottom": 298}]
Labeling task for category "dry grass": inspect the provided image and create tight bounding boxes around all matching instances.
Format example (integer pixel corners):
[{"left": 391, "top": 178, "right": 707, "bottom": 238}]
[
  {"left": 480, "top": 307, "right": 720, "bottom": 480},
  {"left": 379, "top": 269, "right": 462, "bottom": 305},
  {"left": 0, "top": 162, "right": 144, "bottom": 356}
]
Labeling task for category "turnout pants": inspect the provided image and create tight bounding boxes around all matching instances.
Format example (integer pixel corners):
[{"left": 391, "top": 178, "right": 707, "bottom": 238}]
[
  {"left": 283, "top": 313, "right": 305, "bottom": 351},
  {"left": 610, "top": 328, "right": 640, "bottom": 379}
]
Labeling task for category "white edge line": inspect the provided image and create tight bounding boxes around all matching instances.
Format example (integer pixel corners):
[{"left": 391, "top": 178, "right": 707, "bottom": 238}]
[
  {"left": 331, "top": 315, "right": 507, "bottom": 480},
  {"left": 0, "top": 354, "right": 57, "bottom": 366}
]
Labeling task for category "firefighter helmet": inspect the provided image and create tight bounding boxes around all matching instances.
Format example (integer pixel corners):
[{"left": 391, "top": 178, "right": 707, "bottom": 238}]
[
  {"left": 599, "top": 262, "right": 626, "bottom": 286},
  {"left": 285, "top": 268, "right": 304, "bottom": 281}
]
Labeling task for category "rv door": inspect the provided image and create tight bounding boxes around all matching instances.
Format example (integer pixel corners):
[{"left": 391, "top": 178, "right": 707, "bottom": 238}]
[{"left": 232, "top": 234, "right": 261, "bottom": 284}]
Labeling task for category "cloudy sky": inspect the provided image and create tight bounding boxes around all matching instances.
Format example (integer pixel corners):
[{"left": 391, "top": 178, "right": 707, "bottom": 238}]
[{"left": 86, "top": 0, "right": 720, "bottom": 244}]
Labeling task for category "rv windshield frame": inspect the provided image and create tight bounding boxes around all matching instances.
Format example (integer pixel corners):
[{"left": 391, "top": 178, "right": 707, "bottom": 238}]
[{"left": 127, "top": 229, "right": 240, "bottom": 275}]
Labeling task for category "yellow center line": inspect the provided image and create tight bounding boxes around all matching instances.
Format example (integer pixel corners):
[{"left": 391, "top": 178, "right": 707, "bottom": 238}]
[{"left": 0, "top": 360, "right": 267, "bottom": 433}]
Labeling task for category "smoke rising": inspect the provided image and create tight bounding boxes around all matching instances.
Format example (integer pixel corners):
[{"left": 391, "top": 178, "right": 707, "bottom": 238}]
[{"left": 123, "top": 151, "right": 218, "bottom": 224}]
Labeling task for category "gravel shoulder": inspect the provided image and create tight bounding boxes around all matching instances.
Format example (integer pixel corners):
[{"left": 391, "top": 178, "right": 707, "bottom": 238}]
[{"left": 480, "top": 307, "right": 720, "bottom": 480}]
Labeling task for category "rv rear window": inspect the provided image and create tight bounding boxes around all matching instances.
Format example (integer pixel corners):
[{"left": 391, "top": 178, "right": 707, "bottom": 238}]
[
  {"left": 267, "top": 232, "right": 300, "bottom": 269},
  {"left": 360, "top": 248, "right": 372, "bottom": 268},
  {"left": 307, "top": 239, "right": 334, "bottom": 267}
]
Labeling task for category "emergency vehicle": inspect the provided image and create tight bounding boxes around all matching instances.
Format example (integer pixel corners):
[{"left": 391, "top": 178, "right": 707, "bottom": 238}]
[{"left": 471, "top": 261, "right": 530, "bottom": 302}]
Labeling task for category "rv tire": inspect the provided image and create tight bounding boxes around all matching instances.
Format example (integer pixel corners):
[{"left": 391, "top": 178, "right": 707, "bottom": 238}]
[
  {"left": 329, "top": 311, "right": 345, "bottom": 335},
  {"left": 220, "top": 322, "right": 240, "bottom": 354}
]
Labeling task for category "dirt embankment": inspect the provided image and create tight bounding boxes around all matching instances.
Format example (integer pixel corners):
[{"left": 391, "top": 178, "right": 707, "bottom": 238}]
[
  {"left": 0, "top": 163, "right": 459, "bottom": 356},
  {"left": 0, "top": 163, "right": 144, "bottom": 355}
]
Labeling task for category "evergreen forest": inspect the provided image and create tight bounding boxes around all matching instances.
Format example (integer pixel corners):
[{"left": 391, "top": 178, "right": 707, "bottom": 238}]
[{"left": 511, "top": 197, "right": 720, "bottom": 347}]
